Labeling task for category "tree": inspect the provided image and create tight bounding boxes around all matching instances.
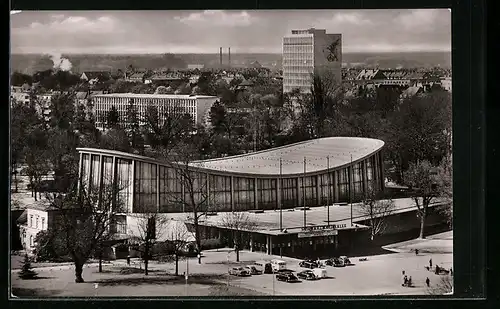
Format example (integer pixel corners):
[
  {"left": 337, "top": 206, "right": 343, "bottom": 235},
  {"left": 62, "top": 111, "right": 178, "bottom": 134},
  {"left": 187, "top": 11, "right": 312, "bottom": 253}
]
[
  {"left": 359, "top": 190, "right": 396, "bottom": 240},
  {"left": 220, "top": 212, "right": 257, "bottom": 262},
  {"left": 155, "top": 86, "right": 168, "bottom": 94},
  {"left": 128, "top": 213, "right": 169, "bottom": 275},
  {"left": 44, "top": 179, "right": 124, "bottom": 283},
  {"left": 11, "top": 71, "right": 33, "bottom": 86},
  {"left": 10, "top": 100, "right": 44, "bottom": 190},
  {"left": 19, "top": 254, "right": 38, "bottom": 280},
  {"left": 165, "top": 220, "right": 193, "bottom": 276},
  {"left": 126, "top": 99, "right": 144, "bottom": 154},
  {"left": 436, "top": 155, "right": 453, "bottom": 227},
  {"left": 403, "top": 160, "right": 439, "bottom": 239},
  {"left": 46, "top": 129, "right": 80, "bottom": 192},
  {"left": 162, "top": 143, "right": 215, "bottom": 264},
  {"left": 24, "top": 127, "right": 50, "bottom": 201},
  {"left": 426, "top": 275, "right": 453, "bottom": 295},
  {"left": 143, "top": 105, "right": 194, "bottom": 155},
  {"left": 99, "top": 127, "right": 131, "bottom": 152},
  {"left": 106, "top": 105, "right": 120, "bottom": 129},
  {"left": 390, "top": 91, "right": 452, "bottom": 179}
]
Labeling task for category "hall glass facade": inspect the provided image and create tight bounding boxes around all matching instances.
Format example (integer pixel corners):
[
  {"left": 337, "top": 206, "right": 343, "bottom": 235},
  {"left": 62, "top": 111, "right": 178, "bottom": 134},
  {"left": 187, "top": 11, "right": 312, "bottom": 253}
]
[{"left": 77, "top": 147, "right": 384, "bottom": 214}]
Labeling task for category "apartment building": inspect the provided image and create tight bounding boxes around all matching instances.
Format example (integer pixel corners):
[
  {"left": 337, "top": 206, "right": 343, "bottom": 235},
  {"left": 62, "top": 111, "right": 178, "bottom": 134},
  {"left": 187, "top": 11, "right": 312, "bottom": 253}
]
[
  {"left": 282, "top": 28, "right": 342, "bottom": 94},
  {"left": 92, "top": 93, "right": 219, "bottom": 130}
]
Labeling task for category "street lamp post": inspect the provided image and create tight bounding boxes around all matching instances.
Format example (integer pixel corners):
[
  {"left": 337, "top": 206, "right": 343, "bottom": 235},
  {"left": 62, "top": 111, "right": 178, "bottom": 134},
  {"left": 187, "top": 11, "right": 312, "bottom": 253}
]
[
  {"left": 279, "top": 158, "right": 283, "bottom": 231},
  {"left": 185, "top": 256, "right": 189, "bottom": 296},
  {"left": 303, "top": 156, "right": 307, "bottom": 229},
  {"left": 350, "top": 154, "right": 353, "bottom": 227},
  {"left": 326, "top": 156, "right": 330, "bottom": 225}
]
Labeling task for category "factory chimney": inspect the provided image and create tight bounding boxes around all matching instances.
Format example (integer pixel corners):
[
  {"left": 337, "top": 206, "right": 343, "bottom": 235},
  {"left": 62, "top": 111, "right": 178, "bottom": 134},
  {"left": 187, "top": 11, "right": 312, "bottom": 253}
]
[
  {"left": 219, "top": 47, "right": 223, "bottom": 67},
  {"left": 228, "top": 47, "right": 231, "bottom": 67}
]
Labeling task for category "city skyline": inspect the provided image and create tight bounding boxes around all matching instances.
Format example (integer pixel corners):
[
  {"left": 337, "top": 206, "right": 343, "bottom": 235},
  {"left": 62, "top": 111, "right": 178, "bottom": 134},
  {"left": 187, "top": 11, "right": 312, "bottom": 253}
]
[{"left": 10, "top": 9, "right": 451, "bottom": 55}]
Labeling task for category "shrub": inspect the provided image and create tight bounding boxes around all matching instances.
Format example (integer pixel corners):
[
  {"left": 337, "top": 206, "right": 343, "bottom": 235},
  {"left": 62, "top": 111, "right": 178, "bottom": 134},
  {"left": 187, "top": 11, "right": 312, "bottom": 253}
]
[{"left": 19, "top": 254, "right": 37, "bottom": 279}]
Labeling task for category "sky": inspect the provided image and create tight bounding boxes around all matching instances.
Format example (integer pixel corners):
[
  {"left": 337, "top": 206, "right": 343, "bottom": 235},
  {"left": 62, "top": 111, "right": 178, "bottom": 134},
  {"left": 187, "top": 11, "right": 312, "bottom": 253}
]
[{"left": 10, "top": 9, "right": 451, "bottom": 54}]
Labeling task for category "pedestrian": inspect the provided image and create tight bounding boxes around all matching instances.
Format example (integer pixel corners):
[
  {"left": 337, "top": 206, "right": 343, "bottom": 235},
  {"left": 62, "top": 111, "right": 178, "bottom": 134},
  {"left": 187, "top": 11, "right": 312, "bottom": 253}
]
[
  {"left": 429, "top": 258, "right": 433, "bottom": 268},
  {"left": 426, "top": 277, "right": 430, "bottom": 287},
  {"left": 404, "top": 275, "right": 408, "bottom": 286},
  {"left": 435, "top": 265, "right": 440, "bottom": 275},
  {"left": 408, "top": 276, "right": 412, "bottom": 287},
  {"left": 415, "top": 249, "right": 419, "bottom": 255},
  {"left": 402, "top": 270, "right": 405, "bottom": 276},
  {"left": 450, "top": 268, "right": 453, "bottom": 276},
  {"left": 126, "top": 255, "right": 130, "bottom": 266}
]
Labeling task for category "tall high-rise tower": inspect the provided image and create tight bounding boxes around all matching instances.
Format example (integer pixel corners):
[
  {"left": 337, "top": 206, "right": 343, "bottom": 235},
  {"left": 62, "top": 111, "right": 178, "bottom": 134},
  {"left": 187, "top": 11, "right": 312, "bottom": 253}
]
[{"left": 282, "top": 28, "right": 342, "bottom": 94}]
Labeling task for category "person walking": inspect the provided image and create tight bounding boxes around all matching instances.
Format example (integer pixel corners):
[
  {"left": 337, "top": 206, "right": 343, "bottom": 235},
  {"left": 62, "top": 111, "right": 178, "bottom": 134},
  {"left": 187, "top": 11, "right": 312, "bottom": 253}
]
[
  {"left": 402, "top": 270, "right": 405, "bottom": 276},
  {"left": 429, "top": 258, "right": 433, "bottom": 268},
  {"left": 426, "top": 277, "right": 430, "bottom": 287},
  {"left": 415, "top": 249, "right": 419, "bottom": 255}
]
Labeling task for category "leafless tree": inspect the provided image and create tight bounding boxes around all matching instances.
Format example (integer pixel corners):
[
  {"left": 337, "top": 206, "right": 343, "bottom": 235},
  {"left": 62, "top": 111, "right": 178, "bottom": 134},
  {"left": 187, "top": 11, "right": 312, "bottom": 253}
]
[
  {"left": 220, "top": 212, "right": 257, "bottom": 262},
  {"left": 170, "top": 145, "right": 215, "bottom": 264},
  {"left": 426, "top": 275, "right": 453, "bottom": 295},
  {"left": 44, "top": 176, "right": 125, "bottom": 283},
  {"left": 359, "top": 190, "right": 396, "bottom": 240},
  {"left": 127, "top": 212, "right": 170, "bottom": 275},
  {"left": 165, "top": 219, "right": 193, "bottom": 276}
]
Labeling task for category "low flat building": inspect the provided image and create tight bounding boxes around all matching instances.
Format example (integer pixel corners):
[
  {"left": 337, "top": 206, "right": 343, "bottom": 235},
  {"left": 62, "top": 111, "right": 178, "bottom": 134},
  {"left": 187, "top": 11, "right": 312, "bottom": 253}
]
[{"left": 92, "top": 93, "right": 219, "bottom": 130}]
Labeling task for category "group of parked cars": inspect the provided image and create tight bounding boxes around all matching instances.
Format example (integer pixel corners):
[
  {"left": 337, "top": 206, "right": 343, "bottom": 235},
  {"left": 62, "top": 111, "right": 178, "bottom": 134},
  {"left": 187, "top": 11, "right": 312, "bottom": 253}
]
[
  {"left": 299, "top": 256, "right": 352, "bottom": 269},
  {"left": 228, "top": 256, "right": 353, "bottom": 283}
]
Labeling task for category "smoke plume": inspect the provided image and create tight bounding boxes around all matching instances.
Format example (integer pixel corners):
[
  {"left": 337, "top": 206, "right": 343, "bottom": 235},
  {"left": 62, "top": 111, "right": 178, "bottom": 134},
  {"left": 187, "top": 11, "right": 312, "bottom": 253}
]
[{"left": 49, "top": 52, "right": 73, "bottom": 72}]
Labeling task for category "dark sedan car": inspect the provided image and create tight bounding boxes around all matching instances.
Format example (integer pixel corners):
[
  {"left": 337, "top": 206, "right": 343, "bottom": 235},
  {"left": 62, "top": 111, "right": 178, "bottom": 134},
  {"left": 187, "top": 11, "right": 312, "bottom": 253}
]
[
  {"left": 276, "top": 272, "right": 300, "bottom": 283},
  {"left": 325, "top": 257, "right": 345, "bottom": 267},
  {"left": 299, "top": 260, "right": 319, "bottom": 269},
  {"left": 297, "top": 270, "right": 318, "bottom": 280}
]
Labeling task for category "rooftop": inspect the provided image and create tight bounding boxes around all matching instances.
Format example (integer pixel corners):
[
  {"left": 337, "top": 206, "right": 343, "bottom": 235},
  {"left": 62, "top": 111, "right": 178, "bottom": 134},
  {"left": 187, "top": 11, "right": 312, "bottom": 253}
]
[
  {"left": 190, "top": 137, "right": 384, "bottom": 176},
  {"left": 93, "top": 93, "right": 218, "bottom": 99}
]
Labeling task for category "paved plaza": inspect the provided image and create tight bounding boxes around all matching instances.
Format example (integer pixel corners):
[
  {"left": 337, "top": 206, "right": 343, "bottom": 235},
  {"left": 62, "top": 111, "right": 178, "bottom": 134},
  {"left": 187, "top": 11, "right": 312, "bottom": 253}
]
[{"left": 11, "top": 231, "right": 452, "bottom": 297}]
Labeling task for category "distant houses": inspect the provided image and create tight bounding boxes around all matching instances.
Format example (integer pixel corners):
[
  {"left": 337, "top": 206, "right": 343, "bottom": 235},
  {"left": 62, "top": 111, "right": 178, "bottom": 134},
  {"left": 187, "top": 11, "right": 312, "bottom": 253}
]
[{"left": 80, "top": 71, "right": 112, "bottom": 85}]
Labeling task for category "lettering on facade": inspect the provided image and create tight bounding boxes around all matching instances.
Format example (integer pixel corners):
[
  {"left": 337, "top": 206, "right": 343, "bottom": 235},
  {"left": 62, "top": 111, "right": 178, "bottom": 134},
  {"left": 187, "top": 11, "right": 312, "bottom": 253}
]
[
  {"left": 301, "top": 224, "right": 347, "bottom": 232},
  {"left": 298, "top": 229, "right": 338, "bottom": 238}
]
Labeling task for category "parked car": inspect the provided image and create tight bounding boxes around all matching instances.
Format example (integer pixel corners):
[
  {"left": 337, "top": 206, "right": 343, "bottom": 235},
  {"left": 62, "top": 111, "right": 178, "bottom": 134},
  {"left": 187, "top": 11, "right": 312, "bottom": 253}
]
[
  {"left": 297, "top": 270, "right": 318, "bottom": 280},
  {"left": 255, "top": 260, "right": 273, "bottom": 274},
  {"left": 340, "top": 256, "right": 352, "bottom": 266},
  {"left": 244, "top": 265, "right": 263, "bottom": 275},
  {"left": 228, "top": 267, "right": 251, "bottom": 277},
  {"left": 312, "top": 268, "right": 328, "bottom": 279},
  {"left": 276, "top": 272, "right": 300, "bottom": 283},
  {"left": 299, "top": 260, "right": 319, "bottom": 269},
  {"left": 325, "top": 257, "right": 345, "bottom": 267},
  {"left": 271, "top": 259, "right": 287, "bottom": 273}
]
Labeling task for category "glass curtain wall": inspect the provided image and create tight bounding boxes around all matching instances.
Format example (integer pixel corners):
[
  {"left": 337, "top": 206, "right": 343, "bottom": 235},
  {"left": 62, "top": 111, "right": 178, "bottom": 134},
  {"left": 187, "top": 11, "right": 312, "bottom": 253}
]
[
  {"left": 159, "top": 166, "right": 183, "bottom": 213},
  {"left": 258, "top": 178, "right": 277, "bottom": 210},
  {"left": 282, "top": 178, "right": 298, "bottom": 208},
  {"left": 319, "top": 171, "right": 335, "bottom": 205},
  {"left": 303, "top": 176, "right": 317, "bottom": 206},
  {"left": 209, "top": 175, "right": 232, "bottom": 211},
  {"left": 337, "top": 168, "right": 349, "bottom": 202},
  {"left": 134, "top": 161, "right": 157, "bottom": 213},
  {"left": 116, "top": 158, "right": 133, "bottom": 213},
  {"left": 233, "top": 177, "right": 255, "bottom": 211}
]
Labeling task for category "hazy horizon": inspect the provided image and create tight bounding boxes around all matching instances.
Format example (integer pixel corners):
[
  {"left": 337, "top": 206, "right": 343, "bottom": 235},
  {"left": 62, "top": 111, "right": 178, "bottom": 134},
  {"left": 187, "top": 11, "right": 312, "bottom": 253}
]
[{"left": 11, "top": 10, "right": 451, "bottom": 54}]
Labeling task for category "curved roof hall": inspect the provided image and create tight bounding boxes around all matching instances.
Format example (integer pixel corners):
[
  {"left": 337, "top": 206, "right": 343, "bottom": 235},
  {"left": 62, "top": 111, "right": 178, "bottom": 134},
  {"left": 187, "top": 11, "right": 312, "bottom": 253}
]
[
  {"left": 190, "top": 137, "right": 384, "bottom": 176},
  {"left": 77, "top": 137, "right": 384, "bottom": 177}
]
